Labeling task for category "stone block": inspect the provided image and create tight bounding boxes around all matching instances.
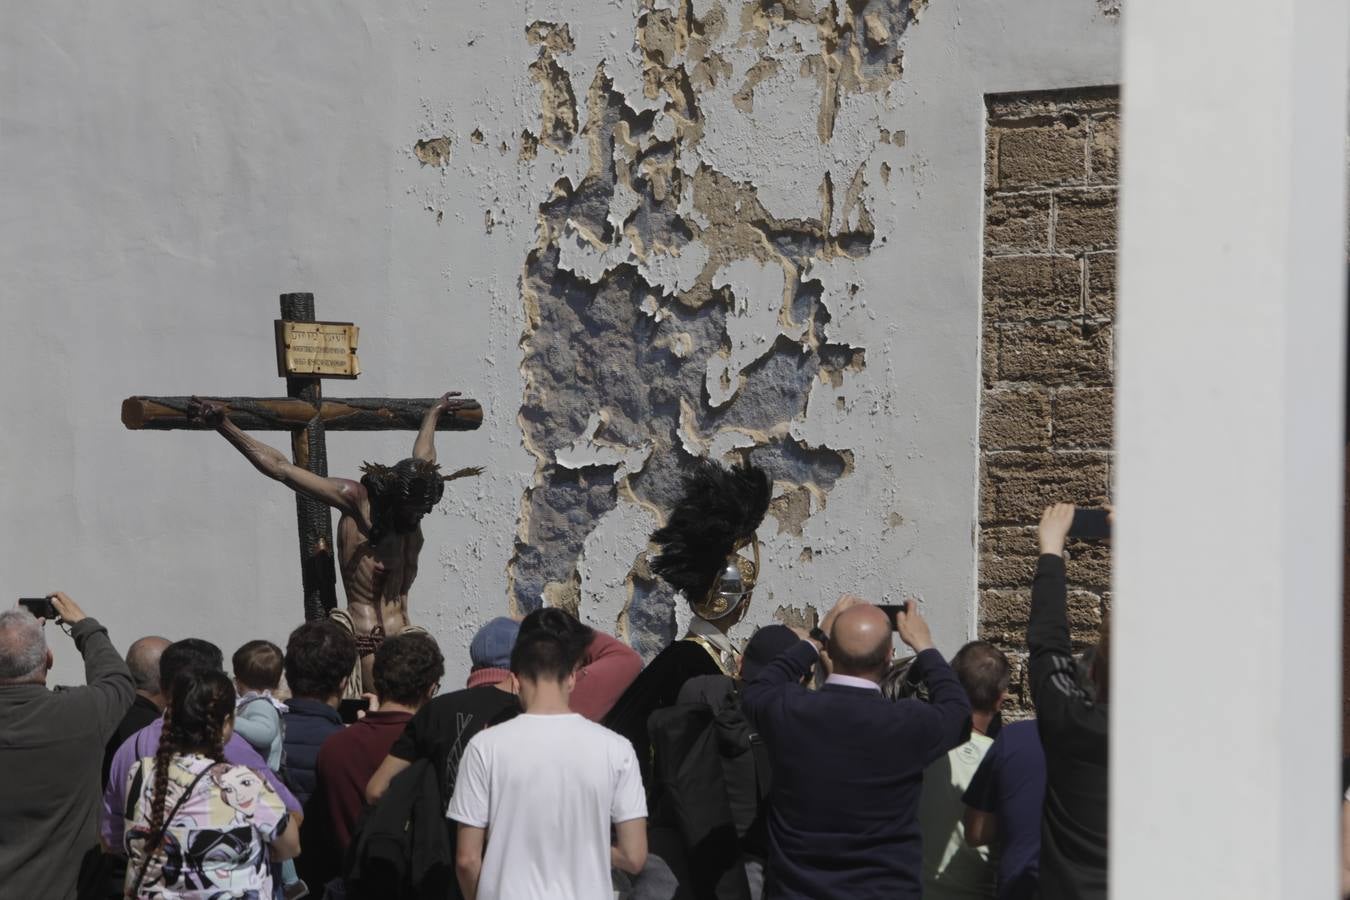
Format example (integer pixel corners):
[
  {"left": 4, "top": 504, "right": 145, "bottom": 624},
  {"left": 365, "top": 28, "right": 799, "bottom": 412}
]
[
  {"left": 985, "top": 194, "right": 1051, "bottom": 254},
  {"left": 978, "top": 588, "right": 1030, "bottom": 642},
  {"left": 1085, "top": 252, "right": 1116, "bottom": 319},
  {"left": 981, "top": 450, "right": 1111, "bottom": 523},
  {"left": 1090, "top": 114, "right": 1120, "bottom": 184},
  {"left": 988, "top": 88, "right": 1120, "bottom": 122},
  {"left": 1066, "top": 543, "right": 1113, "bottom": 592},
  {"left": 979, "top": 525, "right": 1039, "bottom": 587},
  {"left": 982, "top": 388, "right": 1052, "bottom": 449},
  {"left": 1054, "top": 189, "right": 1117, "bottom": 253},
  {"left": 983, "top": 255, "right": 1083, "bottom": 322},
  {"left": 982, "top": 323, "right": 999, "bottom": 387},
  {"left": 978, "top": 588, "right": 1102, "bottom": 643},
  {"left": 1054, "top": 387, "right": 1114, "bottom": 449},
  {"left": 996, "top": 322, "right": 1112, "bottom": 385},
  {"left": 994, "top": 122, "right": 1088, "bottom": 189}
]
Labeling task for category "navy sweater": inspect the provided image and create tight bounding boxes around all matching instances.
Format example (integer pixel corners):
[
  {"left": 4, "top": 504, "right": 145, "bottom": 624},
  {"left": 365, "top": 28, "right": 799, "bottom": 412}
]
[
  {"left": 741, "top": 641, "right": 971, "bottom": 900},
  {"left": 282, "top": 697, "right": 343, "bottom": 806}
]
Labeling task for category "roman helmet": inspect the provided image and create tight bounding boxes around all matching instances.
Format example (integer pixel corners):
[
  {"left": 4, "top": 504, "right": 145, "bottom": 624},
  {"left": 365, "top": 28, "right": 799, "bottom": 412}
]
[{"left": 650, "top": 457, "right": 771, "bottom": 621}]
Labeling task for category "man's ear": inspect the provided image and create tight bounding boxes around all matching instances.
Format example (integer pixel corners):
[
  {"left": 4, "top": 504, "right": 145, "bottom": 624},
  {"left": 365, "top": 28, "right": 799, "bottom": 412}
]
[
  {"left": 338, "top": 676, "right": 350, "bottom": 697},
  {"left": 45, "top": 647, "right": 54, "bottom": 672},
  {"left": 995, "top": 689, "right": 1009, "bottom": 711},
  {"left": 509, "top": 673, "right": 521, "bottom": 694}
]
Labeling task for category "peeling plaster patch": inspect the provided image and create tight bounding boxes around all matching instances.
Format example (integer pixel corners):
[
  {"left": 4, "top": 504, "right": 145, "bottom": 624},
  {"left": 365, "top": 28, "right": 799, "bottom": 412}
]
[
  {"left": 507, "top": 0, "right": 925, "bottom": 652},
  {"left": 528, "top": 21, "right": 579, "bottom": 152},
  {"left": 578, "top": 501, "right": 659, "bottom": 632},
  {"left": 413, "top": 137, "right": 452, "bottom": 167},
  {"left": 1098, "top": 0, "right": 1121, "bottom": 17},
  {"left": 705, "top": 258, "right": 788, "bottom": 407}
]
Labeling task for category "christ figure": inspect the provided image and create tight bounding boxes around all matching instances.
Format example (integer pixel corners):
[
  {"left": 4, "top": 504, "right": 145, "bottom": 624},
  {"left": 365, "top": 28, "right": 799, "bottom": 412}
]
[{"left": 187, "top": 393, "right": 476, "bottom": 690}]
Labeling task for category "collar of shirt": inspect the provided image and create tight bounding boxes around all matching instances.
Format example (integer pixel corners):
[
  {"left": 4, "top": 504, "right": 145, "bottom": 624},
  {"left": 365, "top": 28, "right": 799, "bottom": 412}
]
[
  {"left": 686, "top": 616, "right": 738, "bottom": 670},
  {"left": 824, "top": 673, "right": 882, "bottom": 692}
]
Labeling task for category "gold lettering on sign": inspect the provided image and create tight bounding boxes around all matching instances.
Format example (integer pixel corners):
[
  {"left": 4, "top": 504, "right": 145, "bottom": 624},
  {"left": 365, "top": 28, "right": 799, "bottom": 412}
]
[{"left": 274, "top": 321, "right": 361, "bottom": 379}]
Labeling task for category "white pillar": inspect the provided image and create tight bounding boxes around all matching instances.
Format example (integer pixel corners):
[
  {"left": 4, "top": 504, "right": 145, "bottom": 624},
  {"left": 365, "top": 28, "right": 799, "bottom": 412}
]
[{"left": 1113, "top": 3, "right": 1348, "bottom": 898}]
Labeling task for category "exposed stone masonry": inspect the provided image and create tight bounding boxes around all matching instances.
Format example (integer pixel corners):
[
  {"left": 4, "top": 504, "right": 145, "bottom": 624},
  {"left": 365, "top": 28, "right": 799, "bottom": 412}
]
[{"left": 978, "top": 87, "right": 1119, "bottom": 713}]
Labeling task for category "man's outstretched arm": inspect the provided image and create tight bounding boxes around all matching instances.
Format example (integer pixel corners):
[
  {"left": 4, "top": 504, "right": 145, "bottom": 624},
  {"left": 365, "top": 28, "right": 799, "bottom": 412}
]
[
  {"left": 188, "top": 398, "right": 364, "bottom": 519},
  {"left": 412, "top": 392, "right": 459, "bottom": 463}
]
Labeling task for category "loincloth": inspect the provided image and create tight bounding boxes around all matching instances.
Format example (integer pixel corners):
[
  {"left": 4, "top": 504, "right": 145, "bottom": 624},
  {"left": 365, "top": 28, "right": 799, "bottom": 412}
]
[{"left": 328, "top": 608, "right": 429, "bottom": 699}]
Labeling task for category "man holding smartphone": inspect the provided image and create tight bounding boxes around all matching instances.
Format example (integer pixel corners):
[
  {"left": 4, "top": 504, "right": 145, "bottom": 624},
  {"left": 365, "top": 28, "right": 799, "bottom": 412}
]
[{"left": 0, "top": 593, "right": 134, "bottom": 900}]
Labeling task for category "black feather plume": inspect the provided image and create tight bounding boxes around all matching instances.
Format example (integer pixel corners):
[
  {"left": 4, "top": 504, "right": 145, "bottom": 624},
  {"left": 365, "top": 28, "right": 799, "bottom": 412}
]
[{"left": 650, "top": 457, "right": 772, "bottom": 601}]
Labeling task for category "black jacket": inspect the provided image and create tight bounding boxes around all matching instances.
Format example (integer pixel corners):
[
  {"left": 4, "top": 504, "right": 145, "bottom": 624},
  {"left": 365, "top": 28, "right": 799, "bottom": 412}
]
[
  {"left": 344, "top": 758, "right": 454, "bottom": 900},
  {"left": 649, "top": 674, "right": 772, "bottom": 900},
  {"left": 605, "top": 639, "right": 723, "bottom": 786},
  {"left": 1028, "top": 554, "right": 1108, "bottom": 900}
]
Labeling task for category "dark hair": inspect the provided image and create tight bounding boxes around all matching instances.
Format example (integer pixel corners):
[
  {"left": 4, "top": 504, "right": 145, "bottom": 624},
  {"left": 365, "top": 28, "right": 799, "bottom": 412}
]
[
  {"left": 518, "top": 608, "right": 592, "bottom": 670},
  {"left": 231, "top": 640, "right": 283, "bottom": 692},
  {"left": 284, "top": 621, "right": 356, "bottom": 699},
  {"left": 510, "top": 630, "right": 573, "bottom": 684},
  {"left": 879, "top": 657, "right": 925, "bottom": 701},
  {"left": 950, "top": 641, "right": 1012, "bottom": 712},
  {"left": 373, "top": 632, "right": 445, "bottom": 706},
  {"left": 360, "top": 457, "right": 446, "bottom": 543},
  {"left": 148, "top": 669, "right": 234, "bottom": 845},
  {"left": 159, "top": 639, "right": 224, "bottom": 689}
]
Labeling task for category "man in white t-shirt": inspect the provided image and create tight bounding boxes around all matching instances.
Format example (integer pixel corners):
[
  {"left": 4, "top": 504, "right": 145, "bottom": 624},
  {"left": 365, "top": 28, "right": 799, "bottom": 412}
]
[
  {"left": 917, "top": 640, "right": 1011, "bottom": 900},
  {"left": 448, "top": 625, "right": 648, "bottom": 900}
]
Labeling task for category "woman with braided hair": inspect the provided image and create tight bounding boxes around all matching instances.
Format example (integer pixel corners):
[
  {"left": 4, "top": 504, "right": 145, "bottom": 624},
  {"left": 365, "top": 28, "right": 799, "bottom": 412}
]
[{"left": 122, "top": 668, "right": 299, "bottom": 898}]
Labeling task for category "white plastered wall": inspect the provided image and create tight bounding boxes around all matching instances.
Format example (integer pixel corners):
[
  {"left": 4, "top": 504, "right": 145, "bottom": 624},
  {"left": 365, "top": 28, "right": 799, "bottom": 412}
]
[{"left": 0, "top": 2, "right": 1118, "bottom": 685}]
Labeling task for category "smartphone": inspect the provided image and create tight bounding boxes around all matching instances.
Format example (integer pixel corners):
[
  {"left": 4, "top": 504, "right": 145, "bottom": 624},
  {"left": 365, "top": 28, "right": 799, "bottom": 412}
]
[
  {"left": 18, "top": 597, "right": 57, "bottom": 620},
  {"left": 1069, "top": 508, "right": 1112, "bottom": 541},
  {"left": 338, "top": 698, "right": 369, "bottom": 724},
  {"left": 877, "top": 602, "right": 909, "bottom": 629}
]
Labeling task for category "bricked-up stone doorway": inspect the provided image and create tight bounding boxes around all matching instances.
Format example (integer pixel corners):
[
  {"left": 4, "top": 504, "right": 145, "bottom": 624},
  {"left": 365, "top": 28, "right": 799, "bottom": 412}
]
[{"left": 977, "top": 87, "right": 1119, "bottom": 715}]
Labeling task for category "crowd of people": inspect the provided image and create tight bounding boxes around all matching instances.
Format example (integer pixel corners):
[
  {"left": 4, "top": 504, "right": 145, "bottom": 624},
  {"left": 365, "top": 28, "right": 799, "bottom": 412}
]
[{"left": 0, "top": 459, "right": 1112, "bottom": 900}]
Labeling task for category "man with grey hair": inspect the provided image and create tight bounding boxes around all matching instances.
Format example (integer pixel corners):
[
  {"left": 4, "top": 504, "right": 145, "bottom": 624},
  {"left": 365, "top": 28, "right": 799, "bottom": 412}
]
[
  {"left": 0, "top": 593, "right": 133, "bottom": 900},
  {"left": 101, "top": 635, "right": 170, "bottom": 786}
]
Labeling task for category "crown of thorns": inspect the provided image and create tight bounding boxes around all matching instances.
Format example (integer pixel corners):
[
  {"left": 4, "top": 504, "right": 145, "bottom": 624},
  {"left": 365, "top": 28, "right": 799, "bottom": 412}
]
[{"left": 360, "top": 458, "right": 446, "bottom": 514}]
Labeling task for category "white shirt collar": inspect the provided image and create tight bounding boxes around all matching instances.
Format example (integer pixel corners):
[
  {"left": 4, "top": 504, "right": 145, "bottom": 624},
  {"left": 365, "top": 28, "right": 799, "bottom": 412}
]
[{"left": 824, "top": 673, "right": 882, "bottom": 692}]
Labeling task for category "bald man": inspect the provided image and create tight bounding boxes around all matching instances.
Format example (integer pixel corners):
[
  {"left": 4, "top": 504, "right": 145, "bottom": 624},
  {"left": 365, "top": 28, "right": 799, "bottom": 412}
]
[
  {"left": 741, "top": 597, "right": 971, "bottom": 900},
  {"left": 101, "top": 635, "right": 170, "bottom": 786}
]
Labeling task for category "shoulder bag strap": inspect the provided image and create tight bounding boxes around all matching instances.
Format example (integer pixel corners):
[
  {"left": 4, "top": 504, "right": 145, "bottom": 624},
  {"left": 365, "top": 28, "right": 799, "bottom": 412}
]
[{"left": 129, "top": 761, "right": 213, "bottom": 897}]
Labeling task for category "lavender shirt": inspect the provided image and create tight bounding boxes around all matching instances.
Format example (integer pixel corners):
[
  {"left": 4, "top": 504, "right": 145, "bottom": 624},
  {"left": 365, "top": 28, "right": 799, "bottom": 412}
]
[{"left": 100, "top": 716, "right": 301, "bottom": 851}]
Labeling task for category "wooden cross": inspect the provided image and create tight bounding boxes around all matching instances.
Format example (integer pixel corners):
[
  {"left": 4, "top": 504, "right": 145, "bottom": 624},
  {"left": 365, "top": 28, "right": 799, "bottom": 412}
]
[{"left": 121, "top": 293, "right": 483, "bottom": 621}]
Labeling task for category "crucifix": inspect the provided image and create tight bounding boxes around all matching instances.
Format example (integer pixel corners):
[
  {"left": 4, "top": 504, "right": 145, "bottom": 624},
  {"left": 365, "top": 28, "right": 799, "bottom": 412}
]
[{"left": 121, "top": 293, "right": 482, "bottom": 687}]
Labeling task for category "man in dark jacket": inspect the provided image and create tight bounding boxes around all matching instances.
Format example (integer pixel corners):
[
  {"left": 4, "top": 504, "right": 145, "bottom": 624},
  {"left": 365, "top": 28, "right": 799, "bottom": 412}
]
[
  {"left": 1028, "top": 504, "right": 1108, "bottom": 900},
  {"left": 0, "top": 593, "right": 134, "bottom": 900},
  {"left": 741, "top": 596, "right": 971, "bottom": 900},
  {"left": 101, "top": 635, "right": 169, "bottom": 786},
  {"left": 283, "top": 619, "right": 357, "bottom": 805}
]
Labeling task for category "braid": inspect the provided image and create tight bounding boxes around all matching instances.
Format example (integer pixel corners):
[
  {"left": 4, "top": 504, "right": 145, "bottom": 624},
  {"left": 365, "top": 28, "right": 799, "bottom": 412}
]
[
  {"left": 142, "top": 668, "right": 235, "bottom": 861},
  {"left": 146, "top": 729, "right": 179, "bottom": 837}
]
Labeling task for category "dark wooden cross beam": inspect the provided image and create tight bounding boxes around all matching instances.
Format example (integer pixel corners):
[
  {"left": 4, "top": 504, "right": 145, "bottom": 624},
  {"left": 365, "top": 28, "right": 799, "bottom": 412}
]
[{"left": 122, "top": 293, "right": 483, "bottom": 622}]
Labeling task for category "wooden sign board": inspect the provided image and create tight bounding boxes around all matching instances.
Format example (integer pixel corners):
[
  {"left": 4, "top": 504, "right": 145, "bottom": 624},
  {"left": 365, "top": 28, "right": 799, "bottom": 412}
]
[{"left": 275, "top": 320, "right": 361, "bottom": 379}]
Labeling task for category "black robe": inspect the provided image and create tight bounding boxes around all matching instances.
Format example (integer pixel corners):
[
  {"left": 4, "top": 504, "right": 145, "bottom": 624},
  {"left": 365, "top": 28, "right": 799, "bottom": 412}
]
[{"left": 603, "top": 639, "right": 723, "bottom": 787}]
